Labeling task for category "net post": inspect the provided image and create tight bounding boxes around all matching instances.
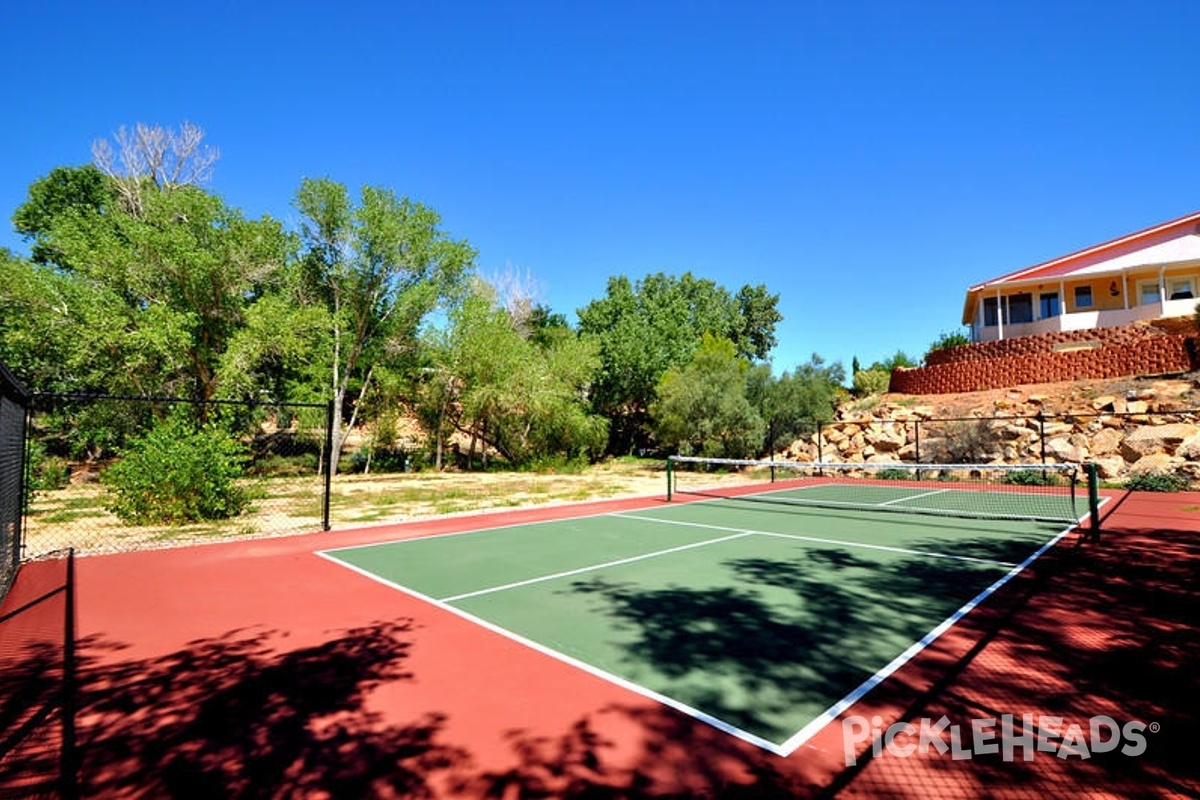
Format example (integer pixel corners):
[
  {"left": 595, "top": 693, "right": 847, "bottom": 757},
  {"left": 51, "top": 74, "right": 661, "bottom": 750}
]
[
  {"left": 666, "top": 456, "right": 674, "bottom": 501},
  {"left": 1085, "top": 462, "right": 1101, "bottom": 539}
]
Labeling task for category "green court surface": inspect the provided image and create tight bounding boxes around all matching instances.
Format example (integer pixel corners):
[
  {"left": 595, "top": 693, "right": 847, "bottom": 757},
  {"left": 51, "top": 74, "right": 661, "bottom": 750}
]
[{"left": 319, "top": 489, "right": 1076, "bottom": 754}]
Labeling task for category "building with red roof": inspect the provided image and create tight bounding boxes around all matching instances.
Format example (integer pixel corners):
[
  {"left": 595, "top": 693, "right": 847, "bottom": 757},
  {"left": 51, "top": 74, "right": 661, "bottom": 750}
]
[{"left": 962, "top": 211, "right": 1200, "bottom": 342}]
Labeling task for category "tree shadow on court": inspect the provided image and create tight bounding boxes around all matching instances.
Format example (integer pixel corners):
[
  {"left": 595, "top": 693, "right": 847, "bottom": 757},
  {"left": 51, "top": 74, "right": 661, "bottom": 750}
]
[
  {"left": 74, "top": 620, "right": 472, "bottom": 798},
  {"left": 565, "top": 549, "right": 892, "bottom": 742},
  {"left": 474, "top": 703, "right": 812, "bottom": 799},
  {"left": 0, "top": 641, "right": 66, "bottom": 795},
  {"left": 0, "top": 557, "right": 71, "bottom": 796},
  {"left": 817, "top": 506, "right": 1200, "bottom": 799}
]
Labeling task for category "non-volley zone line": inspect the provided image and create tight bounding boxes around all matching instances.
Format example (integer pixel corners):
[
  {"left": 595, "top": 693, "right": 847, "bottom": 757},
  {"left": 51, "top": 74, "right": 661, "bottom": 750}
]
[
  {"left": 613, "top": 512, "right": 1019, "bottom": 568},
  {"left": 439, "top": 530, "right": 754, "bottom": 602}
]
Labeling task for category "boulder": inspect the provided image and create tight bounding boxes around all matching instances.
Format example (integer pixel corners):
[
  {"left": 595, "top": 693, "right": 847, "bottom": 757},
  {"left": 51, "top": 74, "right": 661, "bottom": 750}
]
[
  {"left": 1128, "top": 452, "right": 1184, "bottom": 476},
  {"left": 1046, "top": 437, "right": 1086, "bottom": 463},
  {"left": 1093, "top": 456, "right": 1127, "bottom": 481},
  {"left": 1119, "top": 423, "right": 1200, "bottom": 461},
  {"left": 1088, "top": 427, "right": 1124, "bottom": 456},
  {"left": 1177, "top": 433, "right": 1200, "bottom": 461}
]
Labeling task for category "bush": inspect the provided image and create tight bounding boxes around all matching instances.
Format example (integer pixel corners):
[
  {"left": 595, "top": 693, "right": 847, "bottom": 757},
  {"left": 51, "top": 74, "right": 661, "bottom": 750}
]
[
  {"left": 933, "top": 420, "right": 1002, "bottom": 463},
  {"left": 103, "top": 416, "right": 252, "bottom": 524},
  {"left": 26, "top": 440, "right": 70, "bottom": 494},
  {"left": 1003, "top": 469, "right": 1058, "bottom": 486},
  {"left": 1124, "top": 470, "right": 1189, "bottom": 492},
  {"left": 852, "top": 368, "right": 891, "bottom": 397},
  {"left": 875, "top": 468, "right": 911, "bottom": 480},
  {"left": 926, "top": 329, "right": 971, "bottom": 360}
]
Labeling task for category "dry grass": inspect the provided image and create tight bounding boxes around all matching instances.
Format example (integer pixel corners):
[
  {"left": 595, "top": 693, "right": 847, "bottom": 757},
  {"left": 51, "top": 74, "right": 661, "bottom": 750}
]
[{"left": 22, "top": 458, "right": 761, "bottom": 557}]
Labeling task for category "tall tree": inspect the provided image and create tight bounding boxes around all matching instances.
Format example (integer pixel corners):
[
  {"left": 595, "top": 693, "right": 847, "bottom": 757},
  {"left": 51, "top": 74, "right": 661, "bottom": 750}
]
[
  {"left": 651, "top": 334, "right": 764, "bottom": 458},
  {"left": 36, "top": 183, "right": 290, "bottom": 400},
  {"left": 577, "top": 272, "right": 781, "bottom": 454},
  {"left": 8, "top": 152, "right": 290, "bottom": 402},
  {"left": 417, "top": 283, "right": 606, "bottom": 468},
  {"left": 293, "top": 178, "right": 476, "bottom": 472},
  {"left": 747, "top": 355, "right": 845, "bottom": 456}
]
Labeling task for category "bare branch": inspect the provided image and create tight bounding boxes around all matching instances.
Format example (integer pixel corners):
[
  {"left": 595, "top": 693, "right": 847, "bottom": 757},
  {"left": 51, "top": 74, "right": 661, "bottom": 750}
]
[
  {"left": 91, "top": 122, "right": 220, "bottom": 215},
  {"left": 484, "top": 262, "right": 542, "bottom": 337}
]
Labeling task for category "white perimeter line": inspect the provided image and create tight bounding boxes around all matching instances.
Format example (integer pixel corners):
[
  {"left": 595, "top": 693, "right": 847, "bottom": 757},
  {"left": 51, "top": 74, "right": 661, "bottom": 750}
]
[
  {"left": 316, "top": 509, "right": 1078, "bottom": 758},
  {"left": 312, "top": 548, "right": 791, "bottom": 756},
  {"left": 439, "top": 531, "right": 754, "bottom": 602},
  {"left": 776, "top": 523, "right": 1075, "bottom": 755},
  {"left": 614, "top": 513, "right": 1017, "bottom": 568}
]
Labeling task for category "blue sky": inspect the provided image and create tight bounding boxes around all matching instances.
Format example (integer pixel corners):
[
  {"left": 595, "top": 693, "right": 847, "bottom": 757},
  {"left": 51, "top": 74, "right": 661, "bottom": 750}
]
[{"left": 3, "top": 1, "right": 1198, "bottom": 375}]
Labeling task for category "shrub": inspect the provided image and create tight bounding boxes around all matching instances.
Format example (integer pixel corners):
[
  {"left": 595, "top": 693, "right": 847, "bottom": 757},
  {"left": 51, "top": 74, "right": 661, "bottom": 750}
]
[
  {"left": 1124, "top": 470, "right": 1189, "bottom": 492},
  {"left": 1003, "top": 469, "right": 1058, "bottom": 486},
  {"left": 103, "top": 416, "right": 252, "bottom": 524},
  {"left": 932, "top": 420, "right": 1002, "bottom": 464},
  {"left": 347, "top": 446, "right": 409, "bottom": 474},
  {"left": 875, "top": 468, "right": 911, "bottom": 481},
  {"left": 25, "top": 440, "right": 70, "bottom": 494},
  {"left": 926, "top": 329, "right": 970, "bottom": 360},
  {"left": 852, "top": 368, "right": 891, "bottom": 397}
]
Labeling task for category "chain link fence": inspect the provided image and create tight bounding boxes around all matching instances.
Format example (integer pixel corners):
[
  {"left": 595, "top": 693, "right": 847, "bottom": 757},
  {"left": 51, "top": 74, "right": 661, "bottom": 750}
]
[
  {"left": 0, "top": 362, "right": 29, "bottom": 600},
  {"left": 791, "top": 408, "right": 1200, "bottom": 485},
  {"left": 21, "top": 394, "right": 332, "bottom": 558}
]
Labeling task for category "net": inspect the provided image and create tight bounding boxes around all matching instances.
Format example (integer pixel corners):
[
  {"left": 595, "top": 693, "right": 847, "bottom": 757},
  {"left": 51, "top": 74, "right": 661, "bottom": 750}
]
[{"left": 667, "top": 456, "right": 1085, "bottom": 525}]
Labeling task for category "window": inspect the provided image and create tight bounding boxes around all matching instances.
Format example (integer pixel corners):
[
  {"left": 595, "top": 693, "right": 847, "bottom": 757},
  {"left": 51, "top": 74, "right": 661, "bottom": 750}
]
[
  {"left": 1007, "top": 293, "right": 1033, "bottom": 324},
  {"left": 1039, "top": 292, "right": 1060, "bottom": 318},
  {"left": 1139, "top": 280, "right": 1161, "bottom": 305},
  {"left": 1168, "top": 277, "right": 1195, "bottom": 300},
  {"left": 1074, "top": 285, "right": 1093, "bottom": 309},
  {"left": 982, "top": 297, "right": 998, "bottom": 326}
]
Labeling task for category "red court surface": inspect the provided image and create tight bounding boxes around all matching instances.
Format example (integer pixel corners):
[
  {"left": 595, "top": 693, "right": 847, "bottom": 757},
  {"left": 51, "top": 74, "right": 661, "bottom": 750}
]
[{"left": 3, "top": 489, "right": 1198, "bottom": 798}]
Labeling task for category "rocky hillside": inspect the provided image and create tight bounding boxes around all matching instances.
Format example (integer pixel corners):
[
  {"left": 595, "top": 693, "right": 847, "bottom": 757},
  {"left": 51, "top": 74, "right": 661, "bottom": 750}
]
[{"left": 783, "top": 374, "right": 1200, "bottom": 485}]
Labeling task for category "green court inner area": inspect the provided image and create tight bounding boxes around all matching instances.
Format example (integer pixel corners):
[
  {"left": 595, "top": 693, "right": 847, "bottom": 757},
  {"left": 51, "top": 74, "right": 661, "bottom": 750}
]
[{"left": 320, "top": 489, "right": 1075, "bottom": 753}]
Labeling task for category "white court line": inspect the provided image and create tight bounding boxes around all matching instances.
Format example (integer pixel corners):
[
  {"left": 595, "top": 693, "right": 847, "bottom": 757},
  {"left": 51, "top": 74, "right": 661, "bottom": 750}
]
[
  {"left": 776, "top": 522, "right": 1076, "bottom": 754},
  {"left": 439, "top": 531, "right": 754, "bottom": 602},
  {"left": 313, "top": 548, "right": 791, "bottom": 756},
  {"left": 613, "top": 513, "right": 1017, "bottom": 568},
  {"left": 317, "top": 505, "right": 1078, "bottom": 758}
]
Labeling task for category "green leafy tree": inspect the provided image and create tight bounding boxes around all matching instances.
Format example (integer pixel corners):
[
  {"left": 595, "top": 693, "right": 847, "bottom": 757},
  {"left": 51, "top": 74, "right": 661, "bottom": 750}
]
[
  {"left": 424, "top": 285, "right": 606, "bottom": 467},
  {"left": 11, "top": 164, "right": 114, "bottom": 269},
  {"left": 577, "top": 272, "right": 780, "bottom": 454},
  {"left": 651, "top": 334, "right": 764, "bottom": 458},
  {"left": 36, "top": 184, "right": 290, "bottom": 400},
  {"left": 292, "top": 178, "right": 476, "bottom": 472},
  {"left": 747, "top": 354, "right": 844, "bottom": 455}
]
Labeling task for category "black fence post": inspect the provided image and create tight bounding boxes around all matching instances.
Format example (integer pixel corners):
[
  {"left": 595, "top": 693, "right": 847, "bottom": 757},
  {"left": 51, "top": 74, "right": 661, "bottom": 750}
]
[
  {"left": 322, "top": 400, "right": 334, "bottom": 531},
  {"left": 1037, "top": 411, "right": 1047, "bottom": 466},
  {"left": 60, "top": 548, "right": 79, "bottom": 800}
]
